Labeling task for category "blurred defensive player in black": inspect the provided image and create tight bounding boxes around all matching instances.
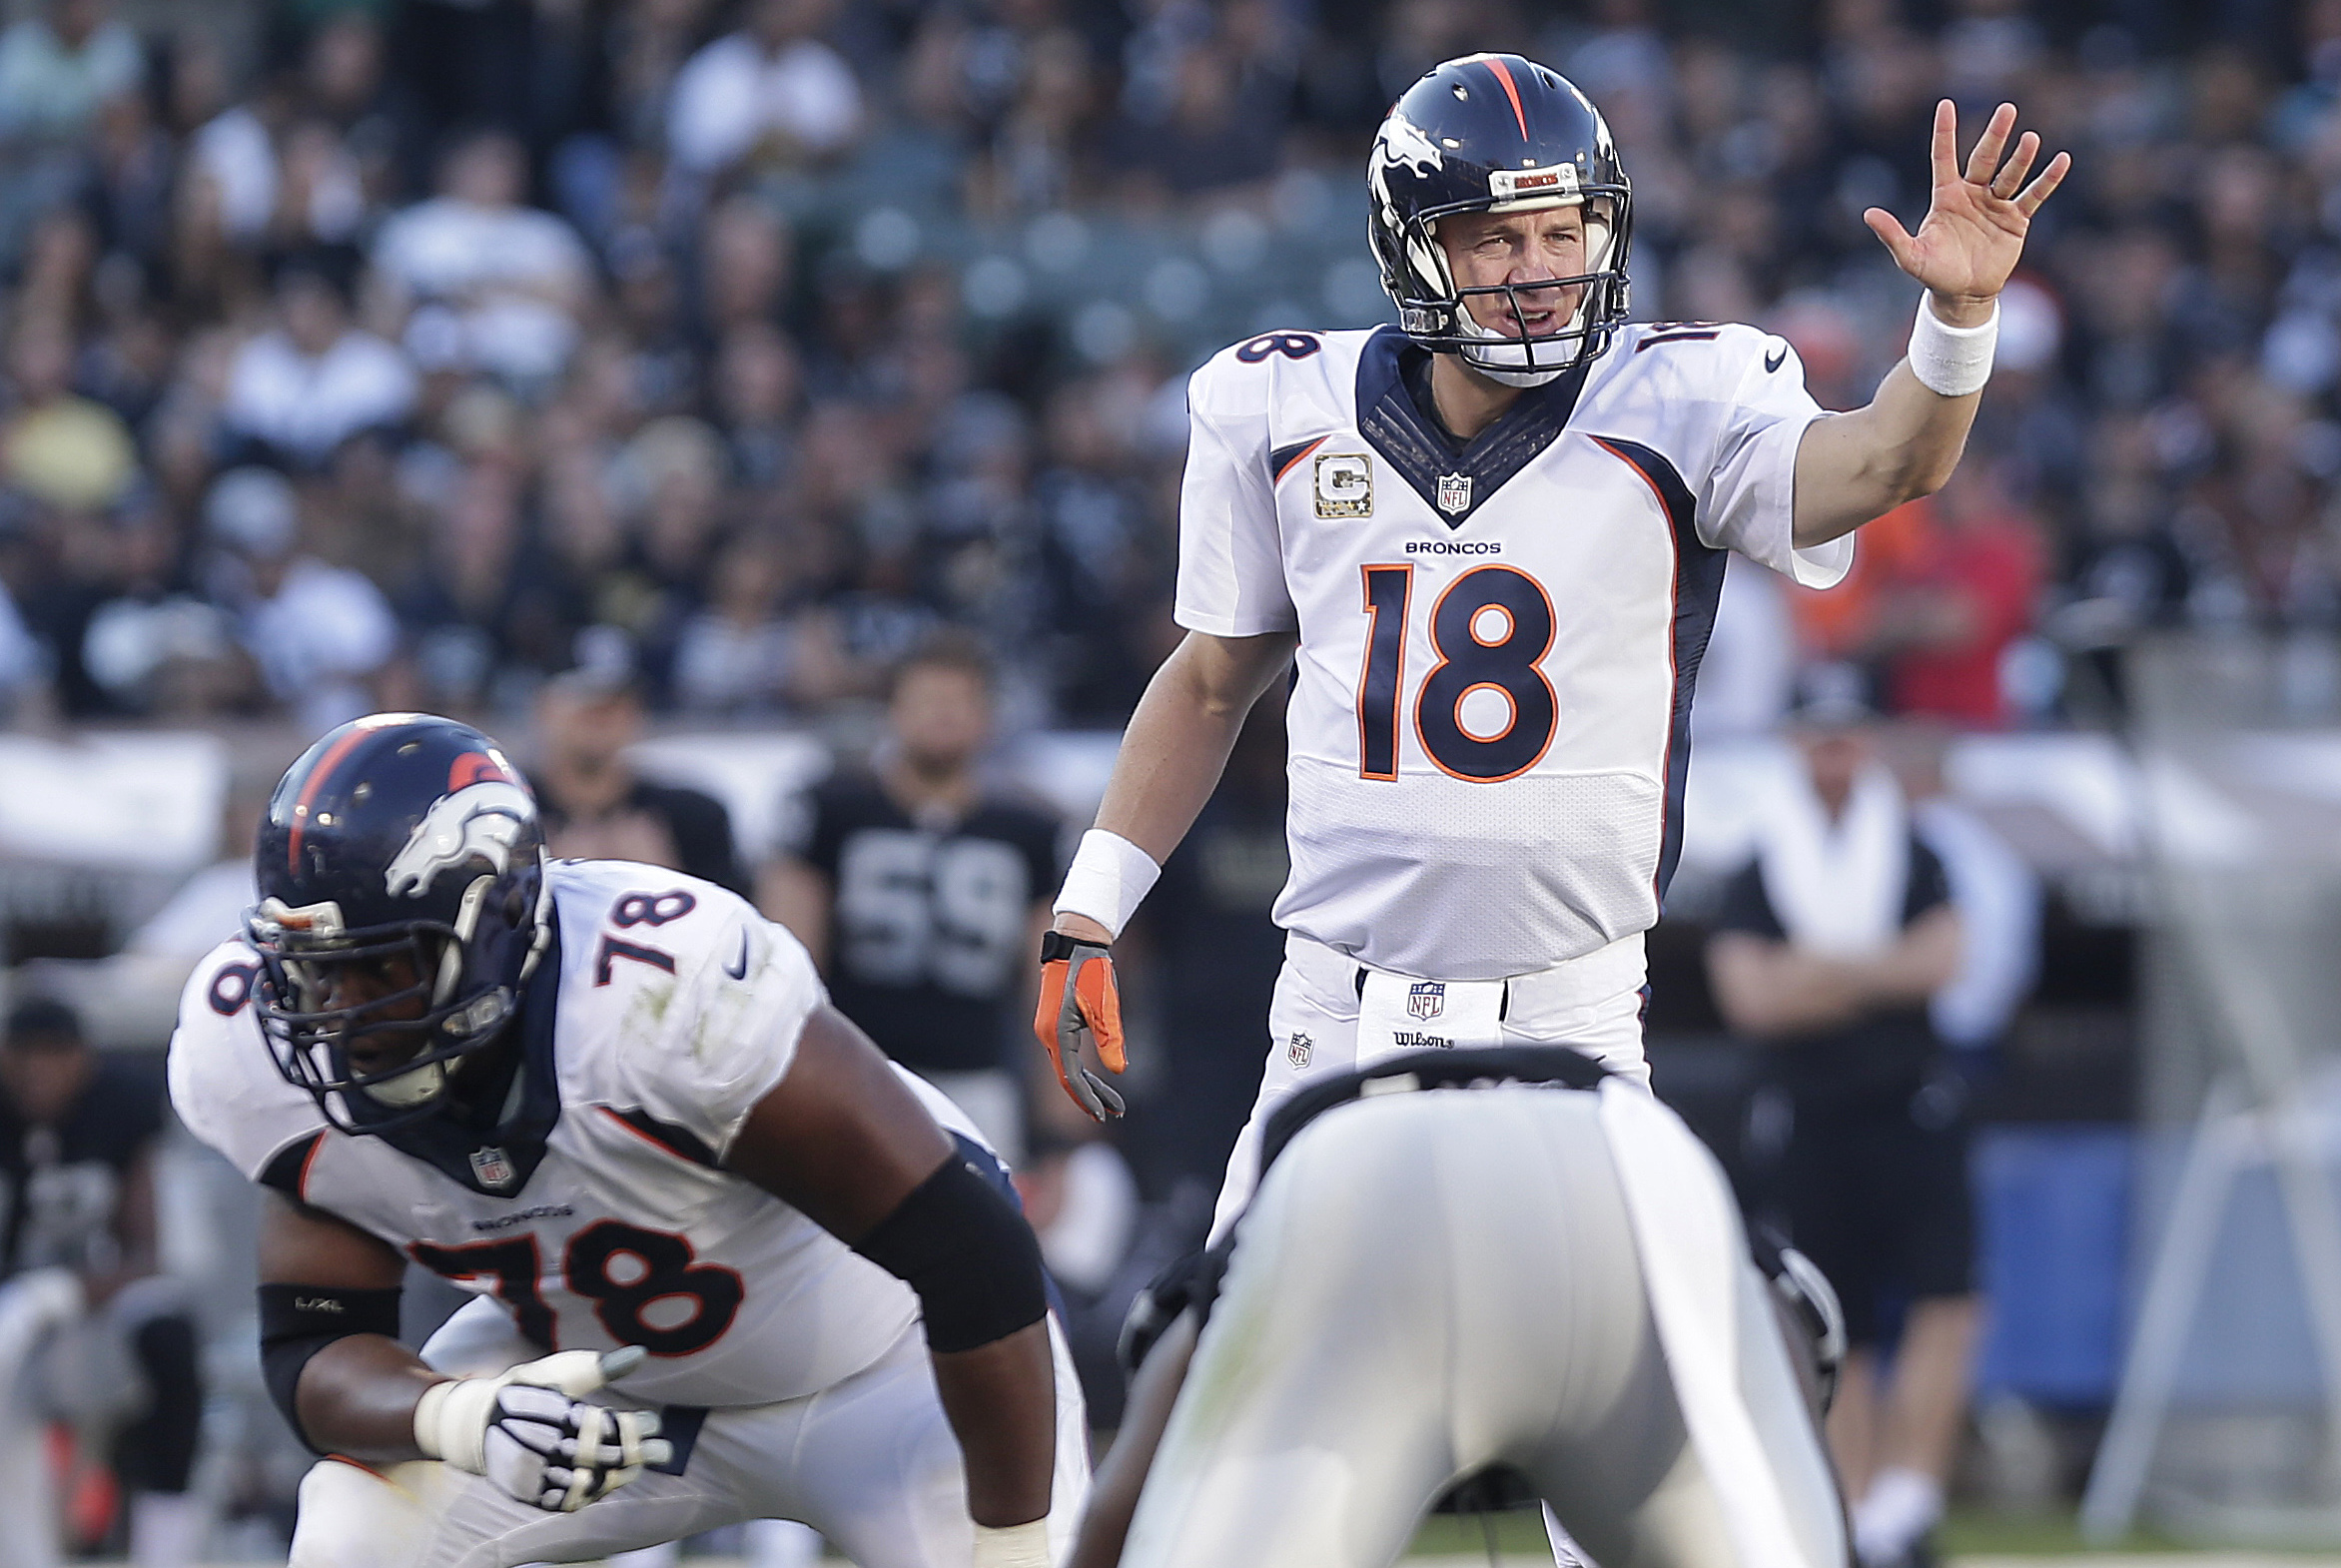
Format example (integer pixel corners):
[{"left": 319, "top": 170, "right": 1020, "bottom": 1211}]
[
  {"left": 771, "top": 636, "right": 1059, "bottom": 1162},
  {"left": 0, "top": 997, "right": 204, "bottom": 1568}
]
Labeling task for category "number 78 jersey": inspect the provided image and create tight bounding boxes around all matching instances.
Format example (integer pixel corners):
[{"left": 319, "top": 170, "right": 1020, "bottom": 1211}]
[
  {"left": 169, "top": 860, "right": 977, "bottom": 1409},
  {"left": 1176, "top": 323, "right": 1853, "bottom": 981}
]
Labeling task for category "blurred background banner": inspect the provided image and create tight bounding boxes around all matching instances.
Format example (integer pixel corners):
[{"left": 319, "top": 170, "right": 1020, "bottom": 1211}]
[{"left": 5, "top": 0, "right": 2341, "bottom": 1561}]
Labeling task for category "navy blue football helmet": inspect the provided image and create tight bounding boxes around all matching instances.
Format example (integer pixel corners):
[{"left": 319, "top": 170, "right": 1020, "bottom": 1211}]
[
  {"left": 248, "top": 713, "right": 550, "bottom": 1132},
  {"left": 1368, "top": 54, "right": 1634, "bottom": 384}
]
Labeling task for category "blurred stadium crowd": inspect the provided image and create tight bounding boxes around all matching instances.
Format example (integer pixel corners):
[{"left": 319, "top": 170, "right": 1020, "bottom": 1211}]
[
  {"left": 0, "top": 0, "right": 2329, "bottom": 1559},
  {"left": 0, "top": 0, "right": 2328, "bottom": 739}
]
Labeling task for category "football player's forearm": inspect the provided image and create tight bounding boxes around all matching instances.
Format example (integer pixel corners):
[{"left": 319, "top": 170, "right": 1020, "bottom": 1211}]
[
  {"left": 1791, "top": 361, "right": 1980, "bottom": 548},
  {"left": 930, "top": 1321, "right": 1059, "bottom": 1527},
  {"left": 1087, "top": 631, "right": 1295, "bottom": 868},
  {"left": 294, "top": 1334, "right": 445, "bottom": 1462},
  {"left": 1067, "top": 1307, "right": 1199, "bottom": 1568}
]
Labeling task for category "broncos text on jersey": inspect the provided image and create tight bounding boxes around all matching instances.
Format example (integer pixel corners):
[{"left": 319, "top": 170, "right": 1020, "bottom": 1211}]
[
  {"left": 170, "top": 859, "right": 993, "bottom": 1409},
  {"left": 1175, "top": 322, "right": 1854, "bottom": 980}
]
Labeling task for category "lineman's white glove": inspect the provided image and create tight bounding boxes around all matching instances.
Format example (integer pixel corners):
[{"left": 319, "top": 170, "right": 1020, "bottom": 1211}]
[{"left": 412, "top": 1346, "right": 670, "bottom": 1512}]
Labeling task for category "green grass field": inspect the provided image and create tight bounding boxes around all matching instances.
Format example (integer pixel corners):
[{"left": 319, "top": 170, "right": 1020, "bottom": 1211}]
[{"left": 1397, "top": 1508, "right": 2341, "bottom": 1563}]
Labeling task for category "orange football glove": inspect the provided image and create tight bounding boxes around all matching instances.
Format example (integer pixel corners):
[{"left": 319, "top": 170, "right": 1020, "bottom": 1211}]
[{"left": 1035, "top": 931, "right": 1127, "bottom": 1121}]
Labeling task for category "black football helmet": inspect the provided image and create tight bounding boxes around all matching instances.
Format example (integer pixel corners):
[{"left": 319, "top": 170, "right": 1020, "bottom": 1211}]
[
  {"left": 248, "top": 713, "right": 551, "bottom": 1133},
  {"left": 1368, "top": 53, "right": 1634, "bottom": 385}
]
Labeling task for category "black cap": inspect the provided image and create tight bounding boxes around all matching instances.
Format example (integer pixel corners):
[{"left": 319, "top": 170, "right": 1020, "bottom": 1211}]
[{"left": 1787, "top": 662, "right": 1877, "bottom": 730}]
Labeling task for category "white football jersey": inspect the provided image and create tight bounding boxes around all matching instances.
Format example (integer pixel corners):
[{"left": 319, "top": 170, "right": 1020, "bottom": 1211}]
[
  {"left": 1176, "top": 322, "right": 1853, "bottom": 979},
  {"left": 170, "top": 859, "right": 993, "bottom": 1409}
]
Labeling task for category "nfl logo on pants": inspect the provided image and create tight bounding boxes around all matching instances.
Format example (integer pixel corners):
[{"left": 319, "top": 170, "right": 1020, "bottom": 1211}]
[{"left": 1407, "top": 982, "right": 1445, "bottom": 1021}]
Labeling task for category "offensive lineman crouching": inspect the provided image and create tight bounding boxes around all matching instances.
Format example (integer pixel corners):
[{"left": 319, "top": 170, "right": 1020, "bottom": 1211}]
[
  {"left": 168, "top": 714, "right": 1085, "bottom": 1568},
  {"left": 1070, "top": 1049, "right": 1850, "bottom": 1568}
]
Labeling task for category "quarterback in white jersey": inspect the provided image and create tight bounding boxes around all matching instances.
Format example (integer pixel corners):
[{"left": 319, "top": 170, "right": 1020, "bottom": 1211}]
[
  {"left": 1035, "top": 54, "right": 2067, "bottom": 1231},
  {"left": 169, "top": 715, "right": 1084, "bottom": 1568},
  {"left": 1181, "top": 313, "right": 1840, "bottom": 980}
]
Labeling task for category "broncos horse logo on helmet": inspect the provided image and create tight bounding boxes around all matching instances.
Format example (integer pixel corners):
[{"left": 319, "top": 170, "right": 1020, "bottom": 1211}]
[
  {"left": 1368, "top": 53, "right": 1634, "bottom": 386},
  {"left": 247, "top": 713, "right": 552, "bottom": 1133}
]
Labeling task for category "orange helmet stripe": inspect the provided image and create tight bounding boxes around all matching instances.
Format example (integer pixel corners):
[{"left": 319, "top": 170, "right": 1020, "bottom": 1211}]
[
  {"left": 285, "top": 726, "right": 374, "bottom": 870},
  {"left": 1483, "top": 56, "right": 1530, "bottom": 141}
]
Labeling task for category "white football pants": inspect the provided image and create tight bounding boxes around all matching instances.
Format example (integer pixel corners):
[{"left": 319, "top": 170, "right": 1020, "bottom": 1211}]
[
  {"left": 1211, "top": 931, "right": 1653, "bottom": 1238},
  {"left": 286, "top": 1303, "right": 1090, "bottom": 1568},
  {"left": 1129, "top": 1087, "right": 1846, "bottom": 1568}
]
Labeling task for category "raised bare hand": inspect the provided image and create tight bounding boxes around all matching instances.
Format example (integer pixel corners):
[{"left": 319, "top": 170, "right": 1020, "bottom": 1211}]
[{"left": 1864, "top": 100, "right": 2070, "bottom": 326}]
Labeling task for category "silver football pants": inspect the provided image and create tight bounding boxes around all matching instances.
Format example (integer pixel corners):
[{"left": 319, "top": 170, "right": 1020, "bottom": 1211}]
[
  {"left": 1128, "top": 1087, "right": 1845, "bottom": 1568},
  {"left": 1211, "top": 931, "right": 1653, "bottom": 1239}
]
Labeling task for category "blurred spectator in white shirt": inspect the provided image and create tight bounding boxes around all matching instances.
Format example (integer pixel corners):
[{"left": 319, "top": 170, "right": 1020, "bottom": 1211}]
[
  {"left": 372, "top": 129, "right": 593, "bottom": 385},
  {"left": 187, "top": 98, "right": 276, "bottom": 246},
  {"left": 669, "top": 0, "right": 864, "bottom": 175},
  {"left": 203, "top": 466, "right": 394, "bottom": 730},
  {"left": 270, "top": 119, "right": 369, "bottom": 248},
  {"left": 673, "top": 531, "right": 802, "bottom": 713},
  {"left": 0, "top": 0, "right": 140, "bottom": 145},
  {"left": 188, "top": 16, "right": 390, "bottom": 254},
  {"left": 1895, "top": 732, "right": 2041, "bottom": 1054},
  {"left": 224, "top": 251, "right": 416, "bottom": 470}
]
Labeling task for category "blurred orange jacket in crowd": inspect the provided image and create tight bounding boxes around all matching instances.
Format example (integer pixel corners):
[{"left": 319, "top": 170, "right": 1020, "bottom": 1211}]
[
  {"left": 1789, "top": 497, "right": 1935, "bottom": 662},
  {"left": 1789, "top": 482, "right": 2042, "bottom": 728}
]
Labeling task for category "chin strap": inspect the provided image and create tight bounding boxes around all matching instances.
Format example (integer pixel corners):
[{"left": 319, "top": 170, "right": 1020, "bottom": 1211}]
[
  {"left": 1456, "top": 341, "right": 1578, "bottom": 388},
  {"left": 1445, "top": 281, "right": 1599, "bottom": 387},
  {"left": 362, "top": 1058, "right": 448, "bottom": 1109}
]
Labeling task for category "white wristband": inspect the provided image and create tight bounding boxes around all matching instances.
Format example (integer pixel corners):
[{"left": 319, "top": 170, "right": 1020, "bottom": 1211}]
[
  {"left": 1906, "top": 295, "right": 1998, "bottom": 397},
  {"left": 971, "top": 1519, "right": 1053, "bottom": 1568},
  {"left": 1052, "top": 829, "right": 1161, "bottom": 940}
]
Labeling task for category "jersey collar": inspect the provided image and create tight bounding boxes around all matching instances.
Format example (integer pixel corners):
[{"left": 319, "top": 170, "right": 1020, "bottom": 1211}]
[
  {"left": 1355, "top": 326, "right": 1591, "bottom": 529},
  {"left": 377, "top": 907, "right": 565, "bottom": 1198}
]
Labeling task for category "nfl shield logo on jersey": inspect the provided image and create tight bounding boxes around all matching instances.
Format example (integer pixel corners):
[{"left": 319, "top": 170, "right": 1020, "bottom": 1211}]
[
  {"left": 469, "top": 1146, "right": 518, "bottom": 1191},
  {"left": 1407, "top": 982, "right": 1446, "bottom": 1021},
  {"left": 1435, "top": 472, "right": 1472, "bottom": 515}
]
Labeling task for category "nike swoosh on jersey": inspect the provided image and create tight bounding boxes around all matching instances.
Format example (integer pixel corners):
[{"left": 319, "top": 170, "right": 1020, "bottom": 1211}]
[
  {"left": 723, "top": 928, "right": 751, "bottom": 980},
  {"left": 1765, "top": 345, "right": 1787, "bottom": 373}
]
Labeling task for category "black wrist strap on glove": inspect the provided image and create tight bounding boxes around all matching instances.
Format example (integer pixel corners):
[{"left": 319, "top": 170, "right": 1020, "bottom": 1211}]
[{"left": 1038, "top": 930, "right": 1097, "bottom": 963}]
